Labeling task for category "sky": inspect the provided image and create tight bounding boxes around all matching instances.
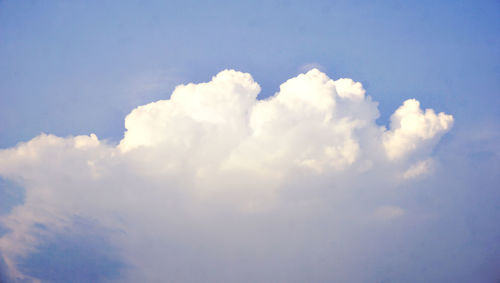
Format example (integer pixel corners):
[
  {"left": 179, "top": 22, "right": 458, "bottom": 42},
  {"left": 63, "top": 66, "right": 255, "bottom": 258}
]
[{"left": 0, "top": 0, "right": 499, "bottom": 282}]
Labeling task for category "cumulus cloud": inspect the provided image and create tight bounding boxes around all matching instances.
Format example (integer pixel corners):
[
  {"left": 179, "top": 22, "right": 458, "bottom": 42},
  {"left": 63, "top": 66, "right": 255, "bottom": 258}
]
[
  {"left": 383, "top": 99, "right": 453, "bottom": 160},
  {"left": 0, "top": 69, "right": 459, "bottom": 282}
]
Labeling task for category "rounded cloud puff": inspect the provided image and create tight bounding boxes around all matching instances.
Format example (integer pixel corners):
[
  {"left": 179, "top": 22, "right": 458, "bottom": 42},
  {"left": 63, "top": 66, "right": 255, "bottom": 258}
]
[{"left": 383, "top": 99, "right": 453, "bottom": 160}]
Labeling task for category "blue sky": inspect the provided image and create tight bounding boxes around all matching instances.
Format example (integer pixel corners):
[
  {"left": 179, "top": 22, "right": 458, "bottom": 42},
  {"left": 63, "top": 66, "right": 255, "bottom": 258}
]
[
  {"left": 0, "top": 0, "right": 499, "bottom": 282},
  {"left": 1, "top": 0, "right": 498, "bottom": 147}
]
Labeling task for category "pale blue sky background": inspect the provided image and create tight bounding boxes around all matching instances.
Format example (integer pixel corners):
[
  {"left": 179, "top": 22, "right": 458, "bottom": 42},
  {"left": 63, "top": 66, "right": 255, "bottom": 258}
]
[
  {"left": 1, "top": 0, "right": 499, "bottom": 147},
  {"left": 0, "top": 1, "right": 499, "bottom": 282}
]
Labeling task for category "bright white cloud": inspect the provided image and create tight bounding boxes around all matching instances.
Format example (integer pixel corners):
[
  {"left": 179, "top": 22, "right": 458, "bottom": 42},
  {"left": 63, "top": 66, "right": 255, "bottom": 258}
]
[
  {"left": 383, "top": 99, "right": 453, "bottom": 160},
  {"left": 0, "top": 69, "right": 455, "bottom": 282}
]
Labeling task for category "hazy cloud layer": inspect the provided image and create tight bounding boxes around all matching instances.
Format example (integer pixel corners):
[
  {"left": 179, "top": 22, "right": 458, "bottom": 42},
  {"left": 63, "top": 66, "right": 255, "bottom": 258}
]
[{"left": 2, "top": 69, "right": 496, "bottom": 282}]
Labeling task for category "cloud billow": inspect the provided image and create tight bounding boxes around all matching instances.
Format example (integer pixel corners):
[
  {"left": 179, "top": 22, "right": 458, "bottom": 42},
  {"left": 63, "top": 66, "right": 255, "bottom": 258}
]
[{"left": 0, "top": 69, "right": 457, "bottom": 282}]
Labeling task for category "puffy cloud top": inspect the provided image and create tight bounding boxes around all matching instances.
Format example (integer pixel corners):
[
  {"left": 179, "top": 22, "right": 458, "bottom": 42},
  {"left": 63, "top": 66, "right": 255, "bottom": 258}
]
[{"left": 383, "top": 99, "right": 453, "bottom": 160}]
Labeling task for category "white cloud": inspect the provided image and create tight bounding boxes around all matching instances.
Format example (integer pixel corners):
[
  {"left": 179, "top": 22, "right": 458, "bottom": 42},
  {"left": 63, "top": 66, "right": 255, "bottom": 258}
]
[
  {"left": 383, "top": 99, "right": 453, "bottom": 160},
  {"left": 0, "top": 69, "right": 455, "bottom": 282}
]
